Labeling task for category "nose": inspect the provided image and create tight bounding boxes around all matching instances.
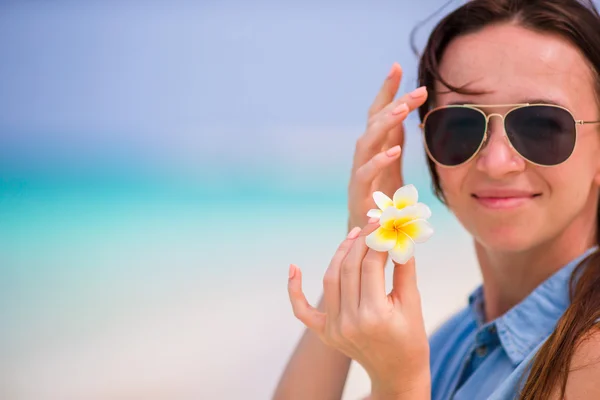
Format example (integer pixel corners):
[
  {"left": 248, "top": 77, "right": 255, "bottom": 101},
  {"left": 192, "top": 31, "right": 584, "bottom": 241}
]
[{"left": 475, "top": 115, "right": 526, "bottom": 178}]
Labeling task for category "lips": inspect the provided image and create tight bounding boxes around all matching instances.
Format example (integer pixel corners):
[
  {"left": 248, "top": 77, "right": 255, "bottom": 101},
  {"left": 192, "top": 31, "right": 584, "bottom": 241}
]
[{"left": 472, "top": 190, "right": 541, "bottom": 210}]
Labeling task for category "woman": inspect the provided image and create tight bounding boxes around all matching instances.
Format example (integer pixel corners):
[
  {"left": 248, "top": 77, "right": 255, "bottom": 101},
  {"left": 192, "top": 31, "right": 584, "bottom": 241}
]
[{"left": 274, "top": 0, "right": 600, "bottom": 399}]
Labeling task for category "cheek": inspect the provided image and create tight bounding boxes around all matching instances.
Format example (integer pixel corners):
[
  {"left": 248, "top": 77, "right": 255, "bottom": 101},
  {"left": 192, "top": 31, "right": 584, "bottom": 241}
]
[
  {"left": 584, "top": 138, "right": 600, "bottom": 186},
  {"left": 576, "top": 130, "right": 600, "bottom": 175},
  {"left": 547, "top": 162, "right": 596, "bottom": 207},
  {"left": 435, "top": 166, "right": 469, "bottom": 207},
  {"left": 556, "top": 136, "right": 600, "bottom": 196}
]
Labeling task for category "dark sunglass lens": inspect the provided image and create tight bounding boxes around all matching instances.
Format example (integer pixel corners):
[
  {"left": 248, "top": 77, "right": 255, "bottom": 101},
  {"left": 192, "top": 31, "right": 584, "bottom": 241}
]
[
  {"left": 424, "top": 107, "right": 487, "bottom": 166},
  {"left": 505, "top": 106, "right": 576, "bottom": 165}
]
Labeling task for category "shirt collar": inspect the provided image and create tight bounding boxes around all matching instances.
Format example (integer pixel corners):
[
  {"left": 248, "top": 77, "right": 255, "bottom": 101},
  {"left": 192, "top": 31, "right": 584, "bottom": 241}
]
[{"left": 467, "top": 246, "right": 598, "bottom": 366}]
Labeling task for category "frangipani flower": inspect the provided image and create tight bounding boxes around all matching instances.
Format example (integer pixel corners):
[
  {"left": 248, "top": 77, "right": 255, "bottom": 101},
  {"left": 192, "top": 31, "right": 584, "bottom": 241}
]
[{"left": 365, "top": 184, "right": 434, "bottom": 264}]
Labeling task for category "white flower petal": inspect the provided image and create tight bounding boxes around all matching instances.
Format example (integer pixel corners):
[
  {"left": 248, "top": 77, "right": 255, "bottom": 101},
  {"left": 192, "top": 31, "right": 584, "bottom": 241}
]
[
  {"left": 365, "top": 227, "right": 398, "bottom": 252},
  {"left": 373, "top": 191, "right": 394, "bottom": 211},
  {"left": 389, "top": 231, "right": 415, "bottom": 264},
  {"left": 366, "top": 209, "right": 383, "bottom": 219},
  {"left": 392, "top": 204, "right": 432, "bottom": 228},
  {"left": 393, "top": 184, "right": 418, "bottom": 209},
  {"left": 414, "top": 203, "right": 432, "bottom": 219},
  {"left": 400, "top": 219, "right": 434, "bottom": 243},
  {"left": 380, "top": 206, "right": 403, "bottom": 230}
]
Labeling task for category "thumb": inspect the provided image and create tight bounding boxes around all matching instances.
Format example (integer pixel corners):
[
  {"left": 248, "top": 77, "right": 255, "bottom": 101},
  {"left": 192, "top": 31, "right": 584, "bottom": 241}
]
[{"left": 390, "top": 257, "right": 421, "bottom": 310}]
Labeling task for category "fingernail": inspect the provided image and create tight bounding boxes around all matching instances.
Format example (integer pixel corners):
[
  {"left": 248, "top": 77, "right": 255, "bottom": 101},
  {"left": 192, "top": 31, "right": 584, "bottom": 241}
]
[
  {"left": 386, "top": 145, "right": 401, "bottom": 156},
  {"left": 347, "top": 226, "right": 361, "bottom": 239},
  {"left": 409, "top": 86, "right": 427, "bottom": 99},
  {"left": 289, "top": 264, "right": 296, "bottom": 279},
  {"left": 368, "top": 217, "right": 379, "bottom": 224},
  {"left": 392, "top": 103, "right": 409, "bottom": 115},
  {"left": 386, "top": 63, "right": 397, "bottom": 80}
]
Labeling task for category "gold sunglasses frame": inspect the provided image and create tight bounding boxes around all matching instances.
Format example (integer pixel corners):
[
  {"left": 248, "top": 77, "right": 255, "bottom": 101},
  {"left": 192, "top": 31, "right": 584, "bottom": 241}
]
[{"left": 418, "top": 103, "right": 600, "bottom": 168}]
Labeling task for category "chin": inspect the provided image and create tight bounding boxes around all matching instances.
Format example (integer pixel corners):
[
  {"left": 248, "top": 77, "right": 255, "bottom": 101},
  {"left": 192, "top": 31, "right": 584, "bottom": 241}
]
[
  {"left": 477, "top": 234, "right": 537, "bottom": 253},
  {"left": 469, "top": 220, "right": 541, "bottom": 253}
]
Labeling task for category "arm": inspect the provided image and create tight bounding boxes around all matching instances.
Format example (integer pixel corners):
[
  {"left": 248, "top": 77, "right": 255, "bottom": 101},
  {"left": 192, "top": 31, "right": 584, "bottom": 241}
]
[{"left": 272, "top": 294, "right": 352, "bottom": 400}]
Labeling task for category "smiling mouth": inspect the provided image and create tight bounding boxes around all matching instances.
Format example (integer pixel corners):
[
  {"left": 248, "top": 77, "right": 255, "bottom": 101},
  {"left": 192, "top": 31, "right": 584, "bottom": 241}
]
[{"left": 472, "top": 193, "right": 542, "bottom": 209}]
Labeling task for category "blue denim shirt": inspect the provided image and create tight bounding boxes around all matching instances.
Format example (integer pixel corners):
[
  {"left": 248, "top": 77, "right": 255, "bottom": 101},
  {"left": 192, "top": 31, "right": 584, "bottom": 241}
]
[{"left": 429, "top": 247, "right": 598, "bottom": 400}]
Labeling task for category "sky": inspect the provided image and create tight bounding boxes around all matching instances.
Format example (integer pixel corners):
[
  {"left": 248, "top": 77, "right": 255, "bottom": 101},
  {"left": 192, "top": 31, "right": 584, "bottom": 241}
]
[{"left": 0, "top": 0, "right": 456, "bottom": 176}]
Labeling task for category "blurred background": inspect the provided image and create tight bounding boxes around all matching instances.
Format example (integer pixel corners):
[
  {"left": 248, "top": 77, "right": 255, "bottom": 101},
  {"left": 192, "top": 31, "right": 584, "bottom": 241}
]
[{"left": 0, "top": 1, "right": 485, "bottom": 399}]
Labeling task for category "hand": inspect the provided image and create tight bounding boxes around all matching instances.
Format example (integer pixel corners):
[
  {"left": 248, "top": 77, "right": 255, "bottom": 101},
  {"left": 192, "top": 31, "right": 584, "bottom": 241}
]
[
  {"left": 347, "top": 63, "right": 429, "bottom": 231},
  {"left": 287, "top": 221, "right": 431, "bottom": 399}
]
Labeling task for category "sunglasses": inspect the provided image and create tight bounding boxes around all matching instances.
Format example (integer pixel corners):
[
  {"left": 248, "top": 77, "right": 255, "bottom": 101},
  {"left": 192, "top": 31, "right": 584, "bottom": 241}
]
[{"left": 420, "top": 103, "right": 600, "bottom": 167}]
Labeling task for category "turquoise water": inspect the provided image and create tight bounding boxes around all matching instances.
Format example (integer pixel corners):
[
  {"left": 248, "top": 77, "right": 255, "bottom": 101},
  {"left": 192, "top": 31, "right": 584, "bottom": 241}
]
[
  {"left": 0, "top": 158, "right": 461, "bottom": 399},
  {"left": 0, "top": 167, "right": 449, "bottom": 318}
]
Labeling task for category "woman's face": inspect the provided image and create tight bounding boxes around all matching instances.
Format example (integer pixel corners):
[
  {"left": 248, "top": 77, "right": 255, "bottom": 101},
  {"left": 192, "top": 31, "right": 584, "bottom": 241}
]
[{"left": 435, "top": 23, "right": 600, "bottom": 252}]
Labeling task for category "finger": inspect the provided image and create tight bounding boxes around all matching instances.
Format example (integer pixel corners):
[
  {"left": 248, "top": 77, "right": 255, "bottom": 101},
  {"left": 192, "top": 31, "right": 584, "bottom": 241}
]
[
  {"left": 354, "top": 62, "right": 401, "bottom": 179},
  {"left": 353, "top": 87, "right": 428, "bottom": 173},
  {"left": 288, "top": 264, "right": 326, "bottom": 332},
  {"left": 379, "top": 86, "right": 428, "bottom": 159},
  {"left": 340, "top": 222, "right": 381, "bottom": 314},
  {"left": 390, "top": 257, "right": 422, "bottom": 314},
  {"left": 322, "top": 226, "right": 363, "bottom": 320},
  {"left": 368, "top": 63, "right": 403, "bottom": 119},
  {"left": 375, "top": 121, "right": 406, "bottom": 192},
  {"left": 352, "top": 102, "right": 408, "bottom": 174},
  {"left": 366, "top": 87, "right": 429, "bottom": 147},
  {"left": 354, "top": 145, "right": 402, "bottom": 193},
  {"left": 360, "top": 224, "right": 390, "bottom": 309},
  {"left": 352, "top": 145, "right": 403, "bottom": 212}
]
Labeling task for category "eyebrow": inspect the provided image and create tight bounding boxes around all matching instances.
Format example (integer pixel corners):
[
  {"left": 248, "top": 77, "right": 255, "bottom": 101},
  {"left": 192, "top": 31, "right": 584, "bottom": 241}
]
[{"left": 447, "top": 98, "right": 570, "bottom": 108}]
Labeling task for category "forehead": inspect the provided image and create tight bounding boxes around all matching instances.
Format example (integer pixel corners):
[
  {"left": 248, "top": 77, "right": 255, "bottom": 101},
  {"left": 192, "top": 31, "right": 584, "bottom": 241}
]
[{"left": 436, "top": 23, "right": 597, "bottom": 110}]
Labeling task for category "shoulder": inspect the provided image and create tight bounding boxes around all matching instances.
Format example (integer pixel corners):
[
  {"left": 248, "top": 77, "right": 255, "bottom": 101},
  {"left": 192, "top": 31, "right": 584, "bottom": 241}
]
[{"left": 552, "top": 326, "right": 600, "bottom": 399}]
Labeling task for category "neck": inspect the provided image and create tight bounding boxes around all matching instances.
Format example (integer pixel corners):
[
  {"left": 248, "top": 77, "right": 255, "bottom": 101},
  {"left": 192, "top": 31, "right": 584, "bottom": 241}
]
[{"left": 475, "top": 214, "right": 597, "bottom": 323}]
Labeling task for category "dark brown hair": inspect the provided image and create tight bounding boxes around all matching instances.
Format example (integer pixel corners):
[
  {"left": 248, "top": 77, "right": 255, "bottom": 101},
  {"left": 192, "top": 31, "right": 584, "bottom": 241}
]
[{"left": 413, "top": 0, "right": 600, "bottom": 398}]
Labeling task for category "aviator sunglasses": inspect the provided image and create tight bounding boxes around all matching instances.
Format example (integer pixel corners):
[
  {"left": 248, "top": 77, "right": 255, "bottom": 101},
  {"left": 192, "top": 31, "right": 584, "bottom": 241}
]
[{"left": 420, "top": 103, "right": 600, "bottom": 167}]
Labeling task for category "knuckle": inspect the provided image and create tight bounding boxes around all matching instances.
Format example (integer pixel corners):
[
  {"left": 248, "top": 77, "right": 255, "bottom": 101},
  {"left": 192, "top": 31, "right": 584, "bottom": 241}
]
[
  {"left": 362, "top": 251, "right": 380, "bottom": 265},
  {"left": 356, "top": 156, "right": 384, "bottom": 181},
  {"left": 355, "top": 135, "right": 379, "bottom": 155},
  {"left": 338, "top": 317, "right": 358, "bottom": 340},
  {"left": 322, "top": 268, "right": 338, "bottom": 287},
  {"left": 355, "top": 136, "right": 369, "bottom": 153},
  {"left": 358, "top": 309, "right": 383, "bottom": 333},
  {"left": 354, "top": 164, "right": 370, "bottom": 184},
  {"left": 353, "top": 139, "right": 364, "bottom": 156},
  {"left": 340, "top": 260, "right": 356, "bottom": 276},
  {"left": 326, "top": 323, "right": 340, "bottom": 343},
  {"left": 360, "top": 257, "right": 377, "bottom": 273},
  {"left": 366, "top": 114, "right": 377, "bottom": 128},
  {"left": 367, "top": 115, "right": 381, "bottom": 131},
  {"left": 354, "top": 136, "right": 363, "bottom": 150},
  {"left": 373, "top": 150, "right": 387, "bottom": 164},
  {"left": 370, "top": 120, "right": 384, "bottom": 135},
  {"left": 337, "top": 240, "right": 354, "bottom": 253},
  {"left": 367, "top": 104, "right": 379, "bottom": 118}
]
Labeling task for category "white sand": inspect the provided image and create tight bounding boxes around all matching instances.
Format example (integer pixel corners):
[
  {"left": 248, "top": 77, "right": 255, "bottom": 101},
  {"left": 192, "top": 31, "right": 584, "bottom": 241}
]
[{"left": 1, "top": 211, "right": 481, "bottom": 400}]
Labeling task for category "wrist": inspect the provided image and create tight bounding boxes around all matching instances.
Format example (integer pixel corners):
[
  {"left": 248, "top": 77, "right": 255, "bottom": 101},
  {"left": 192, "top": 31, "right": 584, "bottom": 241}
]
[{"left": 370, "top": 373, "right": 431, "bottom": 400}]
